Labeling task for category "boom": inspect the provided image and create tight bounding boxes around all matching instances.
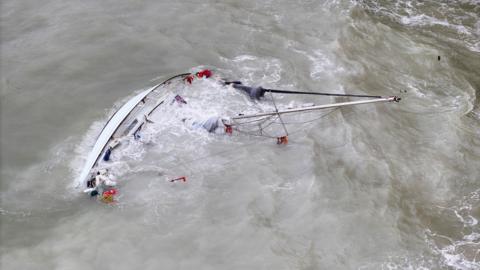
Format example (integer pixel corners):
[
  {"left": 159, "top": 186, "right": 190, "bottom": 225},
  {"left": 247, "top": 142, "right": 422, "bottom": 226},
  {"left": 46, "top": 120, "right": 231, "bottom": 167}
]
[{"left": 232, "top": 96, "right": 400, "bottom": 120}]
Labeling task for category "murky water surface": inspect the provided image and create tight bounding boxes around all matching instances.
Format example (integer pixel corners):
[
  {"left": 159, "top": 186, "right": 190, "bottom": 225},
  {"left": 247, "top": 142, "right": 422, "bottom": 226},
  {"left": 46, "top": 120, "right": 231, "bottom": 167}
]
[{"left": 1, "top": 1, "right": 479, "bottom": 269}]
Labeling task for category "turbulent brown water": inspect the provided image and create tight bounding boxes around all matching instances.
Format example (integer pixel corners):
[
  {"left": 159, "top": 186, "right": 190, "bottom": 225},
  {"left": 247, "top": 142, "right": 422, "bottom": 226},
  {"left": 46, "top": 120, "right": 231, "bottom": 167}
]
[{"left": 1, "top": 1, "right": 479, "bottom": 269}]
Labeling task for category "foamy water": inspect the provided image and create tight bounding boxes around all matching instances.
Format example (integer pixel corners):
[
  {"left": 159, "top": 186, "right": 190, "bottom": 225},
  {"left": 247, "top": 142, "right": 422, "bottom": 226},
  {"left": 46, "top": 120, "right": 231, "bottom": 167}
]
[{"left": 1, "top": 1, "right": 479, "bottom": 269}]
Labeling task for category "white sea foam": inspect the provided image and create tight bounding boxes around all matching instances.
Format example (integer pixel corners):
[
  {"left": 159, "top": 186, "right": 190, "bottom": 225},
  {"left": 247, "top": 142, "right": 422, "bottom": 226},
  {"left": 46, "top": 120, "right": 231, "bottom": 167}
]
[
  {"left": 358, "top": 0, "right": 480, "bottom": 53},
  {"left": 427, "top": 190, "right": 480, "bottom": 269},
  {"left": 3, "top": 1, "right": 480, "bottom": 269}
]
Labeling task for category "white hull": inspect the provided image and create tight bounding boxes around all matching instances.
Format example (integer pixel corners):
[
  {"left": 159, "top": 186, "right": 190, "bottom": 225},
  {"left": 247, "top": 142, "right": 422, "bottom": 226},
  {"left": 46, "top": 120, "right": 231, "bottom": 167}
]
[{"left": 77, "top": 73, "right": 190, "bottom": 189}]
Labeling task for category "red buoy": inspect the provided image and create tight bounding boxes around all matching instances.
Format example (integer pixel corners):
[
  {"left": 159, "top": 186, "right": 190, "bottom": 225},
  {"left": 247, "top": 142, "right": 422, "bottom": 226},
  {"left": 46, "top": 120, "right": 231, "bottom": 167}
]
[{"left": 196, "top": 69, "right": 212, "bottom": 78}]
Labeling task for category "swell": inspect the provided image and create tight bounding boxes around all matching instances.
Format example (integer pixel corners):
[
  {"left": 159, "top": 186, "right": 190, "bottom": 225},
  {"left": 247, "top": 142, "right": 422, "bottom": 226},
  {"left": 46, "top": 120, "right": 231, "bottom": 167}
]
[{"left": 355, "top": 0, "right": 480, "bottom": 118}]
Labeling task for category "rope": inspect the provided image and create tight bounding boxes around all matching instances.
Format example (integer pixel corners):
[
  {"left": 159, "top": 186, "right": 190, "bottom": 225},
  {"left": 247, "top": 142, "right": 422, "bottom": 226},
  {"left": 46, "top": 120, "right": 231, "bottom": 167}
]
[
  {"left": 277, "top": 108, "right": 339, "bottom": 137},
  {"left": 233, "top": 126, "right": 278, "bottom": 139},
  {"left": 270, "top": 108, "right": 338, "bottom": 126},
  {"left": 232, "top": 115, "right": 276, "bottom": 126},
  {"left": 159, "top": 97, "right": 355, "bottom": 178},
  {"left": 162, "top": 107, "right": 344, "bottom": 179},
  {"left": 232, "top": 107, "right": 339, "bottom": 138},
  {"left": 233, "top": 114, "right": 282, "bottom": 138},
  {"left": 161, "top": 100, "right": 398, "bottom": 181}
]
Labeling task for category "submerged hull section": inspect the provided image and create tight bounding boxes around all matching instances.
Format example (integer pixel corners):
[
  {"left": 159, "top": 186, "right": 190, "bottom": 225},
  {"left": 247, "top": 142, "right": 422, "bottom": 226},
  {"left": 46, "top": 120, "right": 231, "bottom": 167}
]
[
  {"left": 77, "top": 73, "right": 190, "bottom": 189},
  {"left": 78, "top": 70, "right": 399, "bottom": 192}
]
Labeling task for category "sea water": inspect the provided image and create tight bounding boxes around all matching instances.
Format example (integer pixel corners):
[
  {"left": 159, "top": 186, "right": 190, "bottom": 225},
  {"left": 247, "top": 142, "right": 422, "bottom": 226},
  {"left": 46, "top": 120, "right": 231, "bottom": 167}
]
[{"left": 1, "top": 1, "right": 479, "bottom": 269}]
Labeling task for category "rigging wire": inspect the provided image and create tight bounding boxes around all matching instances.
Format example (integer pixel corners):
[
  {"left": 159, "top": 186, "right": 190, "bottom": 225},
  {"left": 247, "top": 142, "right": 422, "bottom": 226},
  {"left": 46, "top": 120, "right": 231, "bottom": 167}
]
[
  {"left": 148, "top": 79, "right": 398, "bottom": 181},
  {"left": 158, "top": 93, "right": 389, "bottom": 178},
  {"left": 269, "top": 91, "right": 289, "bottom": 137},
  {"left": 269, "top": 108, "right": 339, "bottom": 126},
  {"left": 147, "top": 102, "right": 381, "bottom": 183},
  {"left": 161, "top": 109, "right": 341, "bottom": 176},
  {"left": 232, "top": 107, "right": 339, "bottom": 138}
]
